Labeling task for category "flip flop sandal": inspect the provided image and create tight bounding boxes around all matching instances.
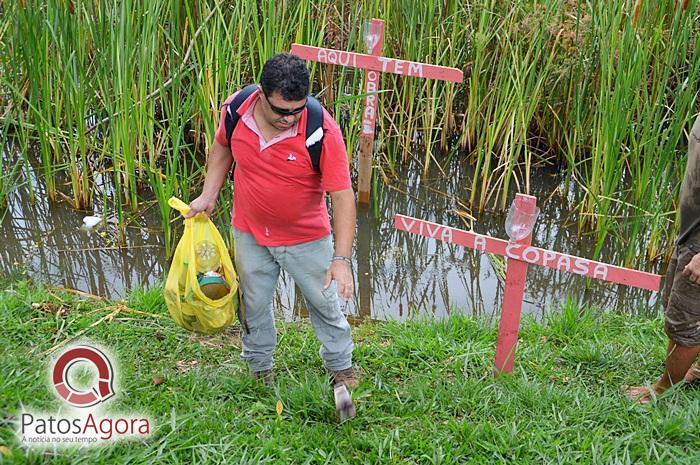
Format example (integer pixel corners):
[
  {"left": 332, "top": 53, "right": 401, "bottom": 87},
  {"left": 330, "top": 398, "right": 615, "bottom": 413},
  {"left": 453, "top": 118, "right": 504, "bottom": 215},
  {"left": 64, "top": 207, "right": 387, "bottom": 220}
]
[
  {"left": 623, "top": 385, "right": 656, "bottom": 404},
  {"left": 684, "top": 362, "right": 700, "bottom": 384}
]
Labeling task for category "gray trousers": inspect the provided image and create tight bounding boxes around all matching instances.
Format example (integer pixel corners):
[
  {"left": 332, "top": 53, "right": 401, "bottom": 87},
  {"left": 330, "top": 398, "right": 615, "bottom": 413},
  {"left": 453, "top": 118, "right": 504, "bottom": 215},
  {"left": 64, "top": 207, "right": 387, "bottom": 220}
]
[{"left": 233, "top": 228, "right": 354, "bottom": 372}]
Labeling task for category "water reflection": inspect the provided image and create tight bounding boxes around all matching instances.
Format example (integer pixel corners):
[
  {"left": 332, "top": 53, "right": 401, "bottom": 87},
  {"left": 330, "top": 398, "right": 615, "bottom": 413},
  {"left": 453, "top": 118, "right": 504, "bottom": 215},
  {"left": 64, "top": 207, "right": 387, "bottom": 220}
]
[
  {"left": 0, "top": 148, "right": 663, "bottom": 321},
  {"left": 0, "top": 156, "right": 166, "bottom": 297},
  {"left": 283, "top": 158, "right": 664, "bottom": 321}
]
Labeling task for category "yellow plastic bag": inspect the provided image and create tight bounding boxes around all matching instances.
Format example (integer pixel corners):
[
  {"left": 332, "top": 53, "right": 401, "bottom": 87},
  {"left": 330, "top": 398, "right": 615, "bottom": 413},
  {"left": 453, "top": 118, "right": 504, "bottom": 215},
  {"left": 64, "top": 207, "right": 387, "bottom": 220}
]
[{"left": 164, "top": 197, "right": 238, "bottom": 334}]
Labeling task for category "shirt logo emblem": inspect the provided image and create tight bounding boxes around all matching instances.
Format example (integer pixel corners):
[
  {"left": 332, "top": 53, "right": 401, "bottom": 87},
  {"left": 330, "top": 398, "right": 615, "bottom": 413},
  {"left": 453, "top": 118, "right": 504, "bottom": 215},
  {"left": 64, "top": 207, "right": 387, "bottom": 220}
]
[{"left": 287, "top": 154, "right": 297, "bottom": 161}]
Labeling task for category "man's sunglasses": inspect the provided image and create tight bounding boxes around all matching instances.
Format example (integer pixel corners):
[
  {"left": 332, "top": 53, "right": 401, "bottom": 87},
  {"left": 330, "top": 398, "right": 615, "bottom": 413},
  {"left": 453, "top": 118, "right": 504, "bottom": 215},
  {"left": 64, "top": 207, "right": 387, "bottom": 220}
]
[{"left": 262, "top": 91, "right": 307, "bottom": 116}]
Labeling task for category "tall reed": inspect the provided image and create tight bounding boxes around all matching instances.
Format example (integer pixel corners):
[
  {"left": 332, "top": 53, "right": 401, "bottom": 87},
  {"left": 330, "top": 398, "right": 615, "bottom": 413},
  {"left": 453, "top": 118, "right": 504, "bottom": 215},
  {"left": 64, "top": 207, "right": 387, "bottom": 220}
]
[{"left": 0, "top": 0, "right": 697, "bottom": 269}]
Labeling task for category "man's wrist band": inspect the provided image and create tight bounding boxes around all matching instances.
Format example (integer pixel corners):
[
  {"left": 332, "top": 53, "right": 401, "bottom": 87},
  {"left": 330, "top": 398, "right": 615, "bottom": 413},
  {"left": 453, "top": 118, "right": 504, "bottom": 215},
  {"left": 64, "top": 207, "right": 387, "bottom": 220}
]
[{"left": 332, "top": 255, "right": 353, "bottom": 267}]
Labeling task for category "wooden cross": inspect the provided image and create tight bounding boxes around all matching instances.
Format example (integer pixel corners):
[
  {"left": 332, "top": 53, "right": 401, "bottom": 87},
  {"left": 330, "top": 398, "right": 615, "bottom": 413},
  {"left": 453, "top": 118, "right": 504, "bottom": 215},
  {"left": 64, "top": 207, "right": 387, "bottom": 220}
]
[
  {"left": 291, "top": 18, "right": 463, "bottom": 204},
  {"left": 395, "top": 193, "right": 662, "bottom": 373}
]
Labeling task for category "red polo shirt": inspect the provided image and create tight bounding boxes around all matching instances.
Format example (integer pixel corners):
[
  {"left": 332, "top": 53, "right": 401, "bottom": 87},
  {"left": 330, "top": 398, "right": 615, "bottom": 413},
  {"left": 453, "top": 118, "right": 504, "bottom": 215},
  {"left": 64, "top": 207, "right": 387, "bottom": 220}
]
[{"left": 214, "top": 88, "right": 352, "bottom": 246}]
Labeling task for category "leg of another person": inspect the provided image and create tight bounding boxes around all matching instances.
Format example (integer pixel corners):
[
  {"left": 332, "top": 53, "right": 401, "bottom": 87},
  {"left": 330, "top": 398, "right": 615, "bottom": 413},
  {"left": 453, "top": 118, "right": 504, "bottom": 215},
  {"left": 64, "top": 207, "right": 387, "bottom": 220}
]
[
  {"left": 626, "top": 244, "right": 700, "bottom": 402},
  {"left": 655, "top": 342, "right": 700, "bottom": 392}
]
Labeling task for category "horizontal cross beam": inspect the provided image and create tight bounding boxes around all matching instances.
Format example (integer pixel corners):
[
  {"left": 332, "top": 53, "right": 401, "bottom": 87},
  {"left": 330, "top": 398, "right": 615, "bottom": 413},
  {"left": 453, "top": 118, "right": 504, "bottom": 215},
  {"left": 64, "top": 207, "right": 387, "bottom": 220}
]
[
  {"left": 291, "top": 44, "right": 464, "bottom": 82},
  {"left": 394, "top": 214, "right": 661, "bottom": 292}
]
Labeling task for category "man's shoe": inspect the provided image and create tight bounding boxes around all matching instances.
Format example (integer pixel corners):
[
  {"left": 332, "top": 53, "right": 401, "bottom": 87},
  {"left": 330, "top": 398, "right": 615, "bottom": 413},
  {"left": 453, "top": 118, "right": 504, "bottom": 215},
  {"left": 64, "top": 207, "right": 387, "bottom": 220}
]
[
  {"left": 253, "top": 369, "right": 274, "bottom": 385},
  {"left": 331, "top": 367, "right": 359, "bottom": 389}
]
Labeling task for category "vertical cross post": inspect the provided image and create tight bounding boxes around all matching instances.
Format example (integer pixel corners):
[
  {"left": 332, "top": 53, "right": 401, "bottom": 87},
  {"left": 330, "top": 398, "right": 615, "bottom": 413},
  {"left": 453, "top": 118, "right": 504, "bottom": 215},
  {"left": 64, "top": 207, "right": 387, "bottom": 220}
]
[
  {"left": 357, "top": 19, "right": 385, "bottom": 204},
  {"left": 291, "top": 23, "right": 462, "bottom": 205},
  {"left": 394, "top": 193, "right": 661, "bottom": 374},
  {"left": 494, "top": 193, "right": 537, "bottom": 373}
]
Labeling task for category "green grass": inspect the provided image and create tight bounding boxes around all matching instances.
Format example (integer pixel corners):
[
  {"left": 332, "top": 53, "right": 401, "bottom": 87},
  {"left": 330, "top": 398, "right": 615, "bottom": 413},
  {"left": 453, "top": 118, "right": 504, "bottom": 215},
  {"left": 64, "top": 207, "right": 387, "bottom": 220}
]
[{"left": 0, "top": 280, "right": 698, "bottom": 464}]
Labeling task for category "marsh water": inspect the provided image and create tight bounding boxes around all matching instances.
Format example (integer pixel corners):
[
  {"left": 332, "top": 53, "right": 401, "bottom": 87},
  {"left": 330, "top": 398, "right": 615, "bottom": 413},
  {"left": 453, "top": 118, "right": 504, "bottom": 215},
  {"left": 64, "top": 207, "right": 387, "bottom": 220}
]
[{"left": 0, "top": 155, "right": 663, "bottom": 322}]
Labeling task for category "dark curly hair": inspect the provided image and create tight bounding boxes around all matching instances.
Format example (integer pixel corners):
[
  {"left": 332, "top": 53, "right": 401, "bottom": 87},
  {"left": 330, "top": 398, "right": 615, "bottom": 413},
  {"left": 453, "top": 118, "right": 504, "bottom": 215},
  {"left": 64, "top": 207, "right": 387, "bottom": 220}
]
[{"left": 260, "top": 53, "right": 310, "bottom": 101}]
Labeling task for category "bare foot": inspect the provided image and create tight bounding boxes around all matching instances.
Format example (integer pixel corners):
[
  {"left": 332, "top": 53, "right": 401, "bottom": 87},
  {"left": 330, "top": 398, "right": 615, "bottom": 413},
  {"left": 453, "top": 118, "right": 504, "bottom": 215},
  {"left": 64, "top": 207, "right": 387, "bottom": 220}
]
[
  {"left": 624, "top": 385, "right": 657, "bottom": 404},
  {"left": 684, "top": 361, "right": 700, "bottom": 384}
]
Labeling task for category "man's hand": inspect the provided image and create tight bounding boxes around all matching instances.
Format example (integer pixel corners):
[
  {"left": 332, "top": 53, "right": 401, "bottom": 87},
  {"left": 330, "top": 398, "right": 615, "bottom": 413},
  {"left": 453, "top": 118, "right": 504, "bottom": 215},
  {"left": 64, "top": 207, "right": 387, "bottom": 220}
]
[
  {"left": 682, "top": 250, "right": 700, "bottom": 284},
  {"left": 324, "top": 259, "right": 354, "bottom": 301},
  {"left": 184, "top": 194, "right": 217, "bottom": 219},
  {"left": 327, "top": 188, "right": 356, "bottom": 301}
]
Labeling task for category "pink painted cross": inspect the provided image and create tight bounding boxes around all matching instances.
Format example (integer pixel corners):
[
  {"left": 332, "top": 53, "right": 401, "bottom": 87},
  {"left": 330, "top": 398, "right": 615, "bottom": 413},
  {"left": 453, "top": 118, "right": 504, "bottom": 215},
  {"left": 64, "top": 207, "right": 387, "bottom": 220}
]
[
  {"left": 291, "top": 18, "right": 463, "bottom": 205},
  {"left": 395, "top": 193, "right": 662, "bottom": 373}
]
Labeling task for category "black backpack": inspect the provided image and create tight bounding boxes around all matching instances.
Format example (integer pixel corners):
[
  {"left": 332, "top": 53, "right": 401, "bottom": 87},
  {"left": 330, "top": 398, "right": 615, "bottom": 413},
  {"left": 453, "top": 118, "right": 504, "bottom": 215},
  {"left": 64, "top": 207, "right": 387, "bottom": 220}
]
[{"left": 224, "top": 84, "right": 325, "bottom": 172}]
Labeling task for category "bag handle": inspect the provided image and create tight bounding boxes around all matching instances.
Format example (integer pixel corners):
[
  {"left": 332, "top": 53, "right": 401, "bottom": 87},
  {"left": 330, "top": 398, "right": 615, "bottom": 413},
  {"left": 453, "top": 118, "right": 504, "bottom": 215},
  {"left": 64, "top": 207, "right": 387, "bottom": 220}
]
[{"left": 168, "top": 197, "right": 191, "bottom": 217}]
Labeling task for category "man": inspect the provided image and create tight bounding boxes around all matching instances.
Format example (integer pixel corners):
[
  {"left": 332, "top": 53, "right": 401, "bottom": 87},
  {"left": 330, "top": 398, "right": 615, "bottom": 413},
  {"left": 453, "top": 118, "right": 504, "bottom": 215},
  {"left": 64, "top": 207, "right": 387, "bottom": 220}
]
[
  {"left": 626, "top": 114, "right": 700, "bottom": 403},
  {"left": 186, "top": 53, "right": 358, "bottom": 389}
]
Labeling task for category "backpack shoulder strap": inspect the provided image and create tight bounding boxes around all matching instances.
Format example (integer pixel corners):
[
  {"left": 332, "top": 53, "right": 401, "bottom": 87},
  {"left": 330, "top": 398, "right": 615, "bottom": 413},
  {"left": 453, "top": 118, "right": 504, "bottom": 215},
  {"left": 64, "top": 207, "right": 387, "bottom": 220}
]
[
  {"left": 304, "top": 95, "right": 324, "bottom": 173},
  {"left": 224, "top": 84, "right": 260, "bottom": 145}
]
